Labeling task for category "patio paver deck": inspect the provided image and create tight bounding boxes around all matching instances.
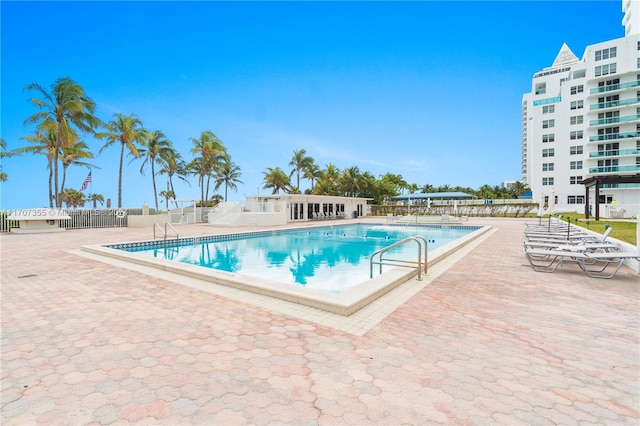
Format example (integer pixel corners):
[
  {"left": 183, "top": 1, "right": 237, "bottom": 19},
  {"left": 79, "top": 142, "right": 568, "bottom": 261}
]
[{"left": 1, "top": 217, "right": 638, "bottom": 425}]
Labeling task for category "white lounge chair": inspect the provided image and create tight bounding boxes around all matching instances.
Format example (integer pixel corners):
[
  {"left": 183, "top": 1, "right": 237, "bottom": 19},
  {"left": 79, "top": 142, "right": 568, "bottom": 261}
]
[{"left": 524, "top": 247, "right": 639, "bottom": 279}]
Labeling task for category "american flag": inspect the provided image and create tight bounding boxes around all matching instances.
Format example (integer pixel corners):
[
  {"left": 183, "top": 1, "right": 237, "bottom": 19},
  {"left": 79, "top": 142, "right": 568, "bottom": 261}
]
[{"left": 80, "top": 172, "right": 92, "bottom": 191}]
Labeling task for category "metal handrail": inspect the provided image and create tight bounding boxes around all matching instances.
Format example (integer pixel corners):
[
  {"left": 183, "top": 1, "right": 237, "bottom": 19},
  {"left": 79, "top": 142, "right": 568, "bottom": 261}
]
[
  {"left": 370, "top": 235, "right": 428, "bottom": 280},
  {"left": 153, "top": 222, "right": 179, "bottom": 240}
]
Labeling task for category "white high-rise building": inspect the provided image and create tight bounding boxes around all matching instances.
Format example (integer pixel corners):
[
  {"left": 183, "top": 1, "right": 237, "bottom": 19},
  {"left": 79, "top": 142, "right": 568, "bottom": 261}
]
[{"left": 522, "top": 0, "right": 639, "bottom": 219}]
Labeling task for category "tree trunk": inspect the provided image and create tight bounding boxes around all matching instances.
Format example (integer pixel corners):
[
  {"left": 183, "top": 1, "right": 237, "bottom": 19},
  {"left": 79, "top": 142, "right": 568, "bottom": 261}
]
[
  {"left": 151, "top": 162, "right": 158, "bottom": 211},
  {"left": 48, "top": 159, "right": 54, "bottom": 208},
  {"left": 118, "top": 142, "right": 124, "bottom": 208}
]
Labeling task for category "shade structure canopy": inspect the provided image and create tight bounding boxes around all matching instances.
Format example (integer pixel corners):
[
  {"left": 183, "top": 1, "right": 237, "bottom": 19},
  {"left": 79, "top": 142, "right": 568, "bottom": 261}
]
[{"left": 580, "top": 174, "right": 640, "bottom": 220}]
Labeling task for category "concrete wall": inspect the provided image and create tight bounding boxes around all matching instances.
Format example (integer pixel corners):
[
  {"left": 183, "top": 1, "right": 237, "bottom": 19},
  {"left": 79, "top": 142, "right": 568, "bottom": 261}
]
[{"left": 127, "top": 214, "right": 171, "bottom": 228}]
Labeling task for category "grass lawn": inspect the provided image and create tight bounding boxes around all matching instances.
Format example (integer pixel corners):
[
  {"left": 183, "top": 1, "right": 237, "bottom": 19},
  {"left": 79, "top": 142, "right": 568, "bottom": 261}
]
[{"left": 550, "top": 213, "right": 637, "bottom": 246}]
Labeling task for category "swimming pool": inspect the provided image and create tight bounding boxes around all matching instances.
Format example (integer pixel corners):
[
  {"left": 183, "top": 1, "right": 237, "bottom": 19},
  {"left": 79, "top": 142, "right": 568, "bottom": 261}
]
[
  {"left": 117, "top": 224, "right": 477, "bottom": 293},
  {"left": 82, "top": 222, "right": 491, "bottom": 315}
]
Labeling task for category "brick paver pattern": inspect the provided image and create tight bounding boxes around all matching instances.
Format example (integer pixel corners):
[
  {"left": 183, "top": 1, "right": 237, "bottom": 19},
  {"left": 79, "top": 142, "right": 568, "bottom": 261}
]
[{"left": 1, "top": 218, "right": 638, "bottom": 424}]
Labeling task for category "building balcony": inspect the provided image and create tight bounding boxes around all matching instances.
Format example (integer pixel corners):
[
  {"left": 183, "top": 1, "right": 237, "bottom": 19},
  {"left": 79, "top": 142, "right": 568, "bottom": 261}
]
[
  {"left": 589, "top": 80, "right": 640, "bottom": 95},
  {"left": 589, "top": 114, "right": 640, "bottom": 126},
  {"left": 588, "top": 165, "right": 640, "bottom": 174},
  {"left": 589, "top": 132, "right": 640, "bottom": 142},
  {"left": 589, "top": 97, "right": 640, "bottom": 110},
  {"left": 589, "top": 148, "right": 640, "bottom": 158}
]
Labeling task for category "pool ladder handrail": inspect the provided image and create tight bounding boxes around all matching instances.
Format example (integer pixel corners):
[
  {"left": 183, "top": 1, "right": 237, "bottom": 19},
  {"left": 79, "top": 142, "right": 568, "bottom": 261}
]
[
  {"left": 153, "top": 222, "right": 179, "bottom": 240},
  {"left": 370, "top": 235, "right": 428, "bottom": 280}
]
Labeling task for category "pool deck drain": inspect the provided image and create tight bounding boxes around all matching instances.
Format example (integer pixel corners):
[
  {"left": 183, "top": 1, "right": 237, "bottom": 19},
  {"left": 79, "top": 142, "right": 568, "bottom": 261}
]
[{"left": 1, "top": 217, "right": 638, "bottom": 424}]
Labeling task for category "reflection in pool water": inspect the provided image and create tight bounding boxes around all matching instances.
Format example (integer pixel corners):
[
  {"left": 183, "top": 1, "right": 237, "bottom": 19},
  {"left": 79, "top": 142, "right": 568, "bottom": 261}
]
[{"left": 122, "top": 224, "right": 478, "bottom": 293}]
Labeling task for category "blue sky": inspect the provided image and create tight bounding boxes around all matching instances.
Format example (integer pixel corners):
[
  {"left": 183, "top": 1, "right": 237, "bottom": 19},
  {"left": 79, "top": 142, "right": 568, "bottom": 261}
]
[{"left": 0, "top": 0, "right": 625, "bottom": 210}]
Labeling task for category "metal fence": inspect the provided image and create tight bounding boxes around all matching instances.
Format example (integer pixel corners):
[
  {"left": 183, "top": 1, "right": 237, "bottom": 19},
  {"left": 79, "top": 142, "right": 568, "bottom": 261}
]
[{"left": 0, "top": 208, "right": 155, "bottom": 233}]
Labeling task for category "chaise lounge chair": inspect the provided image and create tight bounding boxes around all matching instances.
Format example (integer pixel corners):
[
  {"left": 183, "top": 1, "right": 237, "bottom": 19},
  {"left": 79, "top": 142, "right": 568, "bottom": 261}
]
[{"left": 524, "top": 247, "right": 639, "bottom": 279}]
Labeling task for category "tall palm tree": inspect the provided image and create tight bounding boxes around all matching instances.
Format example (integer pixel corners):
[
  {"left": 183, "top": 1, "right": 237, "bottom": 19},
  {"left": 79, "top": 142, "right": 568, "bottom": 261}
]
[
  {"left": 314, "top": 163, "right": 340, "bottom": 195},
  {"left": 139, "top": 130, "right": 173, "bottom": 211},
  {"left": 16, "top": 123, "right": 58, "bottom": 207},
  {"left": 262, "top": 167, "right": 290, "bottom": 194},
  {"left": 214, "top": 156, "right": 243, "bottom": 202},
  {"left": 23, "top": 77, "right": 99, "bottom": 207},
  {"left": 98, "top": 113, "right": 146, "bottom": 208},
  {"left": 339, "top": 166, "right": 362, "bottom": 197},
  {"left": 59, "top": 135, "right": 96, "bottom": 194},
  {"left": 289, "top": 148, "right": 313, "bottom": 192},
  {"left": 189, "top": 131, "right": 227, "bottom": 206},
  {"left": 0, "top": 138, "right": 13, "bottom": 182},
  {"left": 158, "top": 149, "right": 189, "bottom": 200},
  {"left": 303, "top": 161, "right": 320, "bottom": 192}
]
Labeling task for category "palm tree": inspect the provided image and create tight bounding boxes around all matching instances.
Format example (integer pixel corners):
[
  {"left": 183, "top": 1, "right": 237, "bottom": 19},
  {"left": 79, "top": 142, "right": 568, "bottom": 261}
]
[
  {"left": 16, "top": 123, "right": 58, "bottom": 207},
  {"left": 289, "top": 148, "right": 313, "bottom": 192},
  {"left": 303, "top": 161, "right": 320, "bottom": 192},
  {"left": 159, "top": 190, "right": 175, "bottom": 212},
  {"left": 214, "top": 156, "right": 243, "bottom": 201},
  {"left": 60, "top": 188, "right": 86, "bottom": 208},
  {"left": 23, "top": 77, "right": 99, "bottom": 207},
  {"left": 59, "top": 135, "right": 96, "bottom": 194},
  {"left": 314, "top": 163, "right": 340, "bottom": 195},
  {"left": 0, "top": 138, "right": 12, "bottom": 182},
  {"left": 139, "top": 130, "right": 173, "bottom": 211},
  {"left": 262, "top": 167, "right": 290, "bottom": 194},
  {"left": 158, "top": 149, "right": 189, "bottom": 200},
  {"left": 98, "top": 113, "right": 146, "bottom": 208},
  {"left": 189, "top": 131, "right": 227, "bottom": 206},
  {"left": 339, "top": 166, "right": 362, "bottom": 197},
  {"left": 88, "top": 193, "right": 105, "bottom": 208}
]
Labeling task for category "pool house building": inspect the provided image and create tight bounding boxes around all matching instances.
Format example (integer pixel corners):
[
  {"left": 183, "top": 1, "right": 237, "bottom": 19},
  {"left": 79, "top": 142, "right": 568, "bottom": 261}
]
[{"left": 207, "top": 194, "right": 370, "bottom": 226}]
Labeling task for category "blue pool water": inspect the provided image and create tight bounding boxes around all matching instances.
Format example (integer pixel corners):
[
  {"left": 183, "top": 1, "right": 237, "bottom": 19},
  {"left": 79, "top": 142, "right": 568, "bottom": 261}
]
[{"left": 117, "top": 224, "right": 478, "bottom": 293}]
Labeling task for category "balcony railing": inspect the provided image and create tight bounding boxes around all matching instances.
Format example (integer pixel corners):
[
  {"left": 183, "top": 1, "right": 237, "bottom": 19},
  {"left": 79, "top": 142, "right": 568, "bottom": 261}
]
[
  {"left": 589, "top": 131, "right": 640, "bottom": 142},
  {"left": 589, "top": 80, "right": 640, "bottom": 94},
  {"left": 588, "top": 165, "right": 640, "bottom": 174},
  {"left": 589, "top": 148, "right": 640, "bottom": 158},
  {"left": 589, "top": 97, "right": 640, "bottom": 110},
  {"left": 589, "top": 114, "right": 640, "bottom": 126}
]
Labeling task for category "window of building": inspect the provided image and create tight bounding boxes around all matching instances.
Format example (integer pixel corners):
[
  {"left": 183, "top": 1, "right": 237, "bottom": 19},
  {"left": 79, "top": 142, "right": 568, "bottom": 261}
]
[
  {"left": 598, "top": 127, "right": 619, "bottom": 137},
  {"left": 542, "top": 148, "right": 555, "bottom": 157},
  {"left": 573, "top": 69, "right": 586, "bottom": 79},
  {"left": 597, "top": 142, "right": 620, "bottom": 153},
  {"left": 570, "top": 100, "right": 584, "bottom": 110},
  {"left": 542, "top": 134, "right": 555, "bottom": 143},
  {"left": 570, "top": 161, "right": 583, "bottom": 170},
  {"left": 597, "top": 159, "right": 616, "bottom": 167},
  {"left": 595, "top": 63, "right": 617, "bottom": 77},
  {"left": 542, "top": 177, "right": 554, "bottom": 186},
  {"left": 570, "top": 115, "right": 583, "bottom": 125},
  {"left": 535, "top": 83, "right": 546, "bottom": 95},
  {"left": 542, "top": 105, "right": 555, "bottom": 114},
  {"left": 567, "top": 196, "right": 585, "bottom": 204},
  {"left": 570, "top": 130, "right": 583, "bottom": 140},
  {"left": 542, "top": 119, "right": 555, "bottom": 129},
  {"left": 542, "top": 163, "right": 554, "bottom": 171},
  {"left": 570, "top": 145, "right": 583, "bottom": 155},
  {"left": 598, "top": 111, "right": 619, "bottom": 122},
  {"left": 570, "top": 176, "right": 583, "bottom": 184},
  {"left": 595, "top": 47, "right": 617, "bottom": 61},
  {"left": 598, "top": 78, "right": 620, "bottom": 88},
  {"left": 570, "top": 85, "right": 584, "bottom": 95}
]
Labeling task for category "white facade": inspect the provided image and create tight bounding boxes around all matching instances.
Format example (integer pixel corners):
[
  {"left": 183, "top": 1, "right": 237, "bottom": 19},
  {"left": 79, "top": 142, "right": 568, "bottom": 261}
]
[
  {"left": 622, "top": 0, "right": 639, "bottom": 36},
  {"left": 522, "top": 1, "right": 639, "bottom": 218},
  {"left": 208, "top": 195, "right": 370, "bottom": 226}
]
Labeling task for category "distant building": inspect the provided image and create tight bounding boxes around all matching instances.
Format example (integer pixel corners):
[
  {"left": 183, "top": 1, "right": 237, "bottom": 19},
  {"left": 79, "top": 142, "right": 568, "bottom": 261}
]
[
  {"left": 391, "top": 192, "right": 476, "bottom": 205},
  {"left": 521, "top": 0, "right": 639, "bottom": 218},
  {"left": 502, "top": 180, "right": 518, "bottom": 191}
]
